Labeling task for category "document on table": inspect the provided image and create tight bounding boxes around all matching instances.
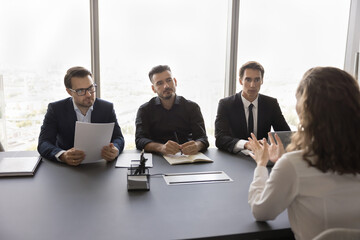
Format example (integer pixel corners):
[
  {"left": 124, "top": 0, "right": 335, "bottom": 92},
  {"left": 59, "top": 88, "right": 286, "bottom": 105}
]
[
  {"left": 116, "top": 153, "right": 153, "bottom": 168},
  {"left": 163, "top": 171, "right": 233, "bottom": 185},
  {"left": 74, "top": 121, "right": 115, "bottom": 164}
]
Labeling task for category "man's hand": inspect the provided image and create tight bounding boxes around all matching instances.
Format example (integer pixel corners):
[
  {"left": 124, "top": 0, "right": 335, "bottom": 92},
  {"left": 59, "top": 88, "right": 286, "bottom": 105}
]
[
  {"left": 180, "top": 141, "right": 204, "bottom": 155},
  {"left": 160, "top": 140, "right": 181, "bottom": 155},
  {"left": 244, "top": 141, "right": 252, "bottom": 151},
  {"left": 102, "top": 143, "right": 119, "bottom": 161},
  {"left": 59, "top": 148, "right": 85, "bottom": 166}
]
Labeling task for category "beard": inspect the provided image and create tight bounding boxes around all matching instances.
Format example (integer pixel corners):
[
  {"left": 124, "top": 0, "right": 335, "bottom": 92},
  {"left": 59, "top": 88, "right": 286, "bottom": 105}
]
[
  {"left": 76, "top": 96, "right": 95, "bottom": 109},
  {"left": 159, "top": 88, "right": 175, "bottom": 100}
]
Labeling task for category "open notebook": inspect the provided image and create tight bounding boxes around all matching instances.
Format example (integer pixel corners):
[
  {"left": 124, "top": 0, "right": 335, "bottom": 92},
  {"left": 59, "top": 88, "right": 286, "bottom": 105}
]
[{"left": 163, "top": 152, "right": 213, "bottom": 165}]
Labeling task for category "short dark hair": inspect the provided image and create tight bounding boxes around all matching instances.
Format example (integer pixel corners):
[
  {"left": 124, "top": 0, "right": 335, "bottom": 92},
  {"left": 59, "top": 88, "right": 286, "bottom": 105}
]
[
  {"left": 148, "top": 65, "right": 171, "bottom": 82},
  {"left": 64, "top": 66, "right": 92, "bottom": 88},
  {"left": 239, "top": 61, "right": 265, "bottom": 79},
  {"left": 287, "top": 67, "right": 360, "bottom": 174}
]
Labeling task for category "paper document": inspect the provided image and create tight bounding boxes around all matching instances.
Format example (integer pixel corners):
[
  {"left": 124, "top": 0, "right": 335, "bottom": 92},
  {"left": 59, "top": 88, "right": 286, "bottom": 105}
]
[
  {"left": 74, "top": 122, "right": 115, "bottom": 164},
  {"left": 163, "top": 171, "right": 232, "bottom": 185},
  {"left": 116, "top": 153, "right": 153, "bottom": 168}
]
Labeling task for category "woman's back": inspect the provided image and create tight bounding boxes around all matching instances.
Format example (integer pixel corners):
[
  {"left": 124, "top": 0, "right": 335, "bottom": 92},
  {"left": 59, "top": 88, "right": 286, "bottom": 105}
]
[
  {"left": 248, "top": 67, "right": 360, "bottom": 240},
  {"left": 281, "top": 151, "right": 360, "bottom": 239}
]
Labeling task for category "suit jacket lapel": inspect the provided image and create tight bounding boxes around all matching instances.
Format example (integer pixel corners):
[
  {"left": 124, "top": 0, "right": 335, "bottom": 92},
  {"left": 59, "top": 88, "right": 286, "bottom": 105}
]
[
  {"left": 257, "top": 94, "right": 265, "bottom": 138},
  {"left": 65, "top": 98, "right": 77, "bottom": 135},
  {"left": 235, "top": 93, "right": 248, "bottom": 138},
  {"left": 91, "top": 98, "right": 98, "bottom": 123}
]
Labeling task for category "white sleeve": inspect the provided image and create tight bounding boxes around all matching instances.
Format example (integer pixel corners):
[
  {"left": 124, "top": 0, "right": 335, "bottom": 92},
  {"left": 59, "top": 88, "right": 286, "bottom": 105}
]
[
  {"left": 248, "top": 155, "right": 298, "bottom": 221},
  {"left": 55, "top": 150, "right": 66, "bottom": 162},
  {"left": 233, "top": 139, "right": 248, "bottom": 153}
]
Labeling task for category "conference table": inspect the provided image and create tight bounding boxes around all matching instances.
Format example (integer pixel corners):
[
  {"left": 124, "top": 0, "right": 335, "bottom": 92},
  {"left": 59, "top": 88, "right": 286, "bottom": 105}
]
[{"left": 0, "top": 149, "right": 294, "bottom": 240}]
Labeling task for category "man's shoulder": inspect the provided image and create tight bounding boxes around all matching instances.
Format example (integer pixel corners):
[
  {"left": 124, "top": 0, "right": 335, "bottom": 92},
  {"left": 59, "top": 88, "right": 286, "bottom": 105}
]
[
  {"left": 94, "top": 98, "right": 113, "bottom": 107},
  {"left": 258, "top": 93, "right": 278, "bottom": 103},
  {"left": 92, "top": 98, "right": 115, "bottom": 115},
  {"left": 219, "top": 92, "right": 241, "bottom": 105},
  {"left": 138, "top": 97, "right": 158, "bottom": 109},
  {"left": 177, "top": 95, "right": 199, "bottom": 107}
]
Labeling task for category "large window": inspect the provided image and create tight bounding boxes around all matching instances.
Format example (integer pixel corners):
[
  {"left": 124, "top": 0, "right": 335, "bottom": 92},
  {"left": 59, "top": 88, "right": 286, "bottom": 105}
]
[
  {"left": 0, "top": 0, "right": 355, "bottom": 151},
  {"left": 236, "top": 0, "right": 351, "bottom": 129},
  {"left": 99, "top": 0, "right": 228, "bottom": 149},
  {"left": 0, "top": 0, "right": 90, "bottom": 150}
]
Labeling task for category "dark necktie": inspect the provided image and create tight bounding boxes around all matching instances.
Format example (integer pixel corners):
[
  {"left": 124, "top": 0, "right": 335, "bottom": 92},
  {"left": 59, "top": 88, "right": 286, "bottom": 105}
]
[{"left": 248, "top": 103, "right": 254, "bottom": 136}]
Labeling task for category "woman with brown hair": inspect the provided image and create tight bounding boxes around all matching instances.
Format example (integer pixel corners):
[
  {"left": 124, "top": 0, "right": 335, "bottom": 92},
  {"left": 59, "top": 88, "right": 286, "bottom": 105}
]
[{"left": 247, "top": 67, "right": 360, "bottom": 240}]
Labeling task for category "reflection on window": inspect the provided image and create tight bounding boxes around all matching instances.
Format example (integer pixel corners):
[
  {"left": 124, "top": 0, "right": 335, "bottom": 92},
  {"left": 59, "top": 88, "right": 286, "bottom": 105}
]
[
  {"left": 236, "top": 0, "right": 350, "bottom": 129},
  {"left": 99, "top": 0, "right": 228, "bottom": 149},
  {"left": 0, "top": 0, "right": 90, "bottom": 150}
]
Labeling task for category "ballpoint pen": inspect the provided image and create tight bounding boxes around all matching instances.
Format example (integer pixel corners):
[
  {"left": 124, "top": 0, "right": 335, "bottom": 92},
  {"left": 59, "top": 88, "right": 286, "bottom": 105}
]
[{"left": 173, "top": 131, "right": 183, "bottom": 155}]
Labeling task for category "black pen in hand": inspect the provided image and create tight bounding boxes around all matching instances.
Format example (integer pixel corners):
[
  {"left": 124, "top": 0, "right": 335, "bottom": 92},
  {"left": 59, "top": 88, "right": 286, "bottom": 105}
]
[{"left": 174, "top": 132, "right": 183, "bottom": 155}]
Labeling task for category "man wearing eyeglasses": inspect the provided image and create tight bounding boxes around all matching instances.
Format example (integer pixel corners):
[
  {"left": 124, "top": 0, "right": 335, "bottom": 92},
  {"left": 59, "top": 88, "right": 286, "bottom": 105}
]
[
  {"left": 215, "top": 61, "right": 290, "bottom": 153},
  {"left": 38, "top": 66, "right": 124, "bottom": 166}
]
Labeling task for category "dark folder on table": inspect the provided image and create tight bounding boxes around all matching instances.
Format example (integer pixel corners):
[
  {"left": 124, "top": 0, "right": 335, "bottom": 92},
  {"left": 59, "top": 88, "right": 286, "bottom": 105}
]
[{"left": 0, "top": 156, "right": 41, "bottom": 177}]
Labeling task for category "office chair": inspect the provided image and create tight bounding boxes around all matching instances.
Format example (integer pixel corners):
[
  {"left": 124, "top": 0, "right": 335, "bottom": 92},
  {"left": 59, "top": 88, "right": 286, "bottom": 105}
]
[
  {"left": 313, "top": 228, "right": 360, "bottom": 240},
  {"left": 0, "top": 141, "right": 4, "bottom": 152}
]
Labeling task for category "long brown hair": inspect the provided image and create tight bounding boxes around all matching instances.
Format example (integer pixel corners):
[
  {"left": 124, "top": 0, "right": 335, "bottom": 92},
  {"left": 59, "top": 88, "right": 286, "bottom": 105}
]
[{"left": 287, "top": 67, "right": 360, "bottom": 174}]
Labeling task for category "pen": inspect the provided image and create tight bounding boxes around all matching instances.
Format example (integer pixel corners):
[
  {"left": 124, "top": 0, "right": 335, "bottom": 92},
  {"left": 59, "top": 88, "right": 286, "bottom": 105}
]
[{"left": 173, "top": 131, "right": 183, "bottom": 155}]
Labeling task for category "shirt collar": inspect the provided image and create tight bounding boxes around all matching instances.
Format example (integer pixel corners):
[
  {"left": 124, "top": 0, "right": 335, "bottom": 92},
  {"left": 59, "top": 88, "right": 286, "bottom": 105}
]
[
  {"left": 155, "top": 95, "right": 180, "bottom": 106},
  {"left": 240, "top": 92, "right": 259, "bottom": 109}
]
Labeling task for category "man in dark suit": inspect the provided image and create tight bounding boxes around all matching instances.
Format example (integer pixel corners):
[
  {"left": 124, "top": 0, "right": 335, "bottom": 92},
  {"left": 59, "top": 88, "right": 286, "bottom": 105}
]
[
  {"left": 215, "top": 61, "right": 290, "bottom": 153},
  {"left": 38, "top": 66, "right": 124, "bottom": 166}
]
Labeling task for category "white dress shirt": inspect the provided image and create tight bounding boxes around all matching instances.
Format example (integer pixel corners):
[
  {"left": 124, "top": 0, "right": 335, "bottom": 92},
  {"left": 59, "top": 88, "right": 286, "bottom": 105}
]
[
  {"left": 233, "top": 94, "right": 258, "bottom": 153},
  {"left": 248, "top": 150, "right": 360, "bottom": 240}
]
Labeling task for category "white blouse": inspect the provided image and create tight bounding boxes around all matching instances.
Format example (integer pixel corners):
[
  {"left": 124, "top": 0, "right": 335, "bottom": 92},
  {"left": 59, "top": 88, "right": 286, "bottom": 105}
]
[{"left": 248, "top": 150, "right": 360, "bottom": 240}]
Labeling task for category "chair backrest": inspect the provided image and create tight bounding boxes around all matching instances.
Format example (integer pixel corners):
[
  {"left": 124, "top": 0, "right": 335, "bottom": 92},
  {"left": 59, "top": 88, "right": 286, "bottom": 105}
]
[
  {"left": 313, "top": 228, "right": 360, "bottom": 240},
  {"left": 0, "top": 141, "right": 4, "bottom": 152}
]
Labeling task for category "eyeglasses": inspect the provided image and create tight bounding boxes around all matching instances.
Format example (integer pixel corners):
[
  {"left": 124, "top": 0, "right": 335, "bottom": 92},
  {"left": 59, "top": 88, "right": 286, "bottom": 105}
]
[{"left": 68, "top": 84, "right": 97, "bottom": 96}]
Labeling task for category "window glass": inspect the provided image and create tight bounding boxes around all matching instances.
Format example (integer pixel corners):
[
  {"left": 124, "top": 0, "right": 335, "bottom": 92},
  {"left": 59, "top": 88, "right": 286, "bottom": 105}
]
[
  {"left": 0, "top": 0, "right": 90, "bottom": 150},
  {"left": 99, "top": 0, "right": 228, "bottom": 149},
  {"left": 236, "top": 0, "right": 351, "bottom": 129}
]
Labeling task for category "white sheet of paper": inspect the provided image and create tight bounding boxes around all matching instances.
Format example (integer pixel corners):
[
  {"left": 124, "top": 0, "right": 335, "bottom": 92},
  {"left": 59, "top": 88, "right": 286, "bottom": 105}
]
[
  {"left": 74, "top": 122, "right": 115, "bottom": 164},
  {"left": 115, "top": 153, "right": 153, "bottom": 168}
]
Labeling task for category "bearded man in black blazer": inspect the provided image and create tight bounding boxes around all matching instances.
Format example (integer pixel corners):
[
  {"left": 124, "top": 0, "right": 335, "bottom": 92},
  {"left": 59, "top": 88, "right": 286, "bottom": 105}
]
[
  {"left": 215, "top": 61, "right": 290, "bottom": 153},
  {"left": 38, "top": 66, "right": 124, "bottom": 166}
]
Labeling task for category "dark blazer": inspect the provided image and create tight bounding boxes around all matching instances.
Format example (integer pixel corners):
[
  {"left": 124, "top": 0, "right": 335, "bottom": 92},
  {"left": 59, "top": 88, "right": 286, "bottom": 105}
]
[
  {"left": 37, "top": 97, "right": 125, "bottom": 161},
  {"left": 215, "top": 92, "right": 290, "bottom": 153}
]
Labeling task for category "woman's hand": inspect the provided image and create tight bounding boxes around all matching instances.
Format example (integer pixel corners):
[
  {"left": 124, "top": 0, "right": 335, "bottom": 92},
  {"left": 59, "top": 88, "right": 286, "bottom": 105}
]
[
  {"left": 267, "top": 132, "right": 285, "bottom": 163},
  {"left": 248, "top": 133, "right": 269, "bottom": 167}
]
